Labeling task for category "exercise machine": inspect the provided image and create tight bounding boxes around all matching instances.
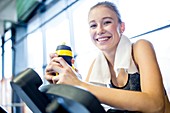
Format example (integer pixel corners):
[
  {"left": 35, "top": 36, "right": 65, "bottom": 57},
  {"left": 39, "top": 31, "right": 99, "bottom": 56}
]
[{"left": 10, "top": 68, "right": 106, "bottom": 113}]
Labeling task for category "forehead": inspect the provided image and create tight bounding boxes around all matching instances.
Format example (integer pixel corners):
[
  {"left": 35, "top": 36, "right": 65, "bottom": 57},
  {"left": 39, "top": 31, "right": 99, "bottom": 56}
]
[{"left": 88, "top": 6, "right": 118, "bottom": 22}]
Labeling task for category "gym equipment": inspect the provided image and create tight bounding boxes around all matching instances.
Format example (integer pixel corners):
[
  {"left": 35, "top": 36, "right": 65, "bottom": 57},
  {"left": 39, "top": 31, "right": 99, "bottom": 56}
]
[
  {"left": 0, "top": 106, "right": 7, "bottom": 113},
  {"left": 10, "top": 68, "right": 106, "bottom": 113}
]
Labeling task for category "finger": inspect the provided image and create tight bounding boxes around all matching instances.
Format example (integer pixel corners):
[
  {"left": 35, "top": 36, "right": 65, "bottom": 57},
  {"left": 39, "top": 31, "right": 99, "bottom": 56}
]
[
  {"left": 52, "top": 75, "right": 60, "bottom": 84},
  {"left": 51, "top": 57, "right": 62, "bottom": 65},
  {"left": 46, "top": 65, "right": 58, "bottom": 75},
  {"left": 46, "top": 66, "right": 55, "bottom": 73},
  {"left": 47, "top": 58, "right": 63, "bottom": 70},
  {"left": 56, "top": 73, "right": 65, "bottom": 84},
  {"left": 46, "top": 61, "right": 64, "bottom": 78},
  {"left": 45, "top": 73, "right": 53, "bottom": 79},
  {"left": 50, "top": 60, "right": 63, "bottom": 68},
  {"left": 51, "top": 57, "right": 69, "bottom": 70},
  {"left": 55, "top": 57, "right": 70, "bottom": 68},
  {"left": 49, "top": 53, "right": 58, "bottom": 59},
  {"left": 44, "top": 73, "right": 55, "bottom": 83},
  {"left": 46, "top": 70, "right": 56, "bottom": 75}
]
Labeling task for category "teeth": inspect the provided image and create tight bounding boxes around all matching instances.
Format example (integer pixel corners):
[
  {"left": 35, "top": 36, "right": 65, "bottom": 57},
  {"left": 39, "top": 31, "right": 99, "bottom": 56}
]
[{"left": 97, "top": 37, "right": 109, "bottom": 42}]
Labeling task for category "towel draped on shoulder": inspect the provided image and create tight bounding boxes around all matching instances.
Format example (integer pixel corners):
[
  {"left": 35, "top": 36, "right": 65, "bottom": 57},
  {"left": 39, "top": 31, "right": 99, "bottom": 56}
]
[{"left": 89, "top": 35, "right": 138, "bottom": 85}]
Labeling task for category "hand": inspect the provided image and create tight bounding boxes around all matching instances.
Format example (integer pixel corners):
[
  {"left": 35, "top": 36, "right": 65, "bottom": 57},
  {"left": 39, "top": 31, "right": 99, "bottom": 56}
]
[
  {"left": 44, "top": 53, "right": 58, "bottom": 83},
  {"left": 45, "top": 53, "right": 81, "bottom": 85}
]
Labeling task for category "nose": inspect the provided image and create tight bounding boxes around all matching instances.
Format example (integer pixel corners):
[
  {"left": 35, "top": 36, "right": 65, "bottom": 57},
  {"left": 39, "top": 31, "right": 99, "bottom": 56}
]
[{"left": 97, "top": 25, "right": 105, "bottom": 35}]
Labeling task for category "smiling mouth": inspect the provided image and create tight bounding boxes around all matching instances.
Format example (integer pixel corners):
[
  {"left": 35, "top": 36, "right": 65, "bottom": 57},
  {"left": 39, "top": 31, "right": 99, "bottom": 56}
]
[{"left": 96, "top": 36, "right": 111, "bottom": 42}]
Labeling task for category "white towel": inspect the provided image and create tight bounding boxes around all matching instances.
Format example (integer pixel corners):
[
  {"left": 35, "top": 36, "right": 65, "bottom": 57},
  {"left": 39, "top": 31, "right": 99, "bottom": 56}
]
[{"left": 89, "top": 35, "right": 138, "bottom": 85}]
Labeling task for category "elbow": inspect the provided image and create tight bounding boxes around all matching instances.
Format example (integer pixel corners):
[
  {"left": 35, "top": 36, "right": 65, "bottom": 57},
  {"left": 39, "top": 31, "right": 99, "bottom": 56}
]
[
  {"left": 140, "top": 95, "right": 165, "bottom": 113},
  {"left": 155, "top": 103, "right": 165, "bottom": 113},
  {"left": 150, "top": 99, "right": 165, "bottom": 113}
]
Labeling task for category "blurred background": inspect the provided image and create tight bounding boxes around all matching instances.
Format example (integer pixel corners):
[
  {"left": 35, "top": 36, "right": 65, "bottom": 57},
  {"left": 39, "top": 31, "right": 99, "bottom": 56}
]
[{"left": 0, "top": 0, "right": 170, "bottom": 112}]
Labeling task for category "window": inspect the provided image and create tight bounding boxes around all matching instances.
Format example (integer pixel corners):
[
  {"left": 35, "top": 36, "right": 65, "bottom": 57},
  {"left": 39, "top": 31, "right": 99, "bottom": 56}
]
[
  {"left": 4, "top": 30, "right": 11, "bottom": 41},
  {"left": 27, "top": 29, "right": 43, "bottom": 78},
  {"left": 26, "top": 0, "right": 72, "bottom": 80},
  {"left": 4, "top": 33, "right": 12, "bottom": 79},
  {"left": 45, "top": 19, "right": 71, "bottom": 63},
  {"left": 1, "top": 31, "right": 12, "bottom": 112},
  {"left": 0, "top": 38, "right": 2, "bottom": 80},
  {"left": 119, "top": 0, "right": 170, "bottom": 37}
]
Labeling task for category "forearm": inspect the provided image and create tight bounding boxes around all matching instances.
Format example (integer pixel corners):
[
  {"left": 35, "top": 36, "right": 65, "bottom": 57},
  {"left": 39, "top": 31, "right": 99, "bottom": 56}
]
[{"left": 80, "top": 81, "right": 165, "bottom": 113}]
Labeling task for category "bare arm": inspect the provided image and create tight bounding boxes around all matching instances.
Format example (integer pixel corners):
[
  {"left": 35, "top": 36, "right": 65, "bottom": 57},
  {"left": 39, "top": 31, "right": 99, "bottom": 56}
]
[
  {"left": 46, "top": 40, "right": 165, "bottom": 112},
  {"left": 81, "top": 39, "right": 165, "bottom": 113},
  {"left": 133, "top": 39, "right": 165, "bottom": 112}
]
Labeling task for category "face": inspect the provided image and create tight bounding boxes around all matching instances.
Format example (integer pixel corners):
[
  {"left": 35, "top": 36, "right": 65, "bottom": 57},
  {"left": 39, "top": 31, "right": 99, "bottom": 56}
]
[{"left": 88, "top": 6, "right": 124, "bottom": 52}]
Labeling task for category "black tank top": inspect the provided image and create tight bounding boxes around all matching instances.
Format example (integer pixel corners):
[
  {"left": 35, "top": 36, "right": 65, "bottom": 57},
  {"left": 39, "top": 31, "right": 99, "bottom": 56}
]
[
  {"left": 107, "top": 73, "right": 167, "bottom": 113},
  {"left": 109, "top": 73, "right": 141, "bottom": 91},
  {"left": 107, "top": 73, "right": 141, "bottom": 113}
]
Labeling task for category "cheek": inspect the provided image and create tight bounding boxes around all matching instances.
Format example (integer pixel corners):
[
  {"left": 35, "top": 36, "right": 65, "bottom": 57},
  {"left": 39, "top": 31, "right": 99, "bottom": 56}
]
[
  {"left": 108, "top": 26, "right": 120, "bottom": 35},
  {"left": 89, "top": 29, "right": 95, "bottom": 39},
  {"left": 109, "top": 25, "right": 117, "bottom": 31}
]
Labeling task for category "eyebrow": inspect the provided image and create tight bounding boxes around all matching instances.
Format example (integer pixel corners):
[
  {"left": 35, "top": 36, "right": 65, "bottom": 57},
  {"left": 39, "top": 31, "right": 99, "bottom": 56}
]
[
  {"left": 89, "top": 16, "right": 114, "bottom": 24},
  {"left": 102, "top": 17, "right": 114, "bottom": 20}
]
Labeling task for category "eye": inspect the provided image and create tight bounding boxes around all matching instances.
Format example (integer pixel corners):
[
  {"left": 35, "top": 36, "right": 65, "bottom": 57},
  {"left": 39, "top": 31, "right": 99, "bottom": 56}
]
[
  {"left": 104, "top": 21, "right": 112, "bottom": 25},
  {"left": 89, "top": 23, "right": 97, "bottom": 29}
]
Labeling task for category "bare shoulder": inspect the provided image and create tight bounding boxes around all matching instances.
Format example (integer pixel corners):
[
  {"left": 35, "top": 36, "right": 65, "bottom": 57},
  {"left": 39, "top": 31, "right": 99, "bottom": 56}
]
[
  {"left": 132, "top": 39, "right": 155, "bottom": 55},
  {"left": 133, "top": 39, "right": 153, "bottom": 50},
  {"left": 132, "top": 39, "right": 157, "bottom": 66}
]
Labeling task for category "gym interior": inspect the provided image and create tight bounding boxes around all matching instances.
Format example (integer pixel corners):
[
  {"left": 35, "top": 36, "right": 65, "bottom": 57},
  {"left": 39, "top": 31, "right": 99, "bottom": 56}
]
[{"left": 0, "top": 0, "right": 170, "bottom": 113}]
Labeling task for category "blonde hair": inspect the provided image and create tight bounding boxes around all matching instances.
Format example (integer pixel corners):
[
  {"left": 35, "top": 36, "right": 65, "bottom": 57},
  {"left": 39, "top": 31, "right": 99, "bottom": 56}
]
[{"left": 89, "top": 1, "right": 122, "bottom": 24}]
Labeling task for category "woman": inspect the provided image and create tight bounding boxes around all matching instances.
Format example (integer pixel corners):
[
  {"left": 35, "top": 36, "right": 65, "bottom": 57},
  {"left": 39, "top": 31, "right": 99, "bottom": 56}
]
[{"left": 45, "top": 1, "right": 170, "bottom": 113}]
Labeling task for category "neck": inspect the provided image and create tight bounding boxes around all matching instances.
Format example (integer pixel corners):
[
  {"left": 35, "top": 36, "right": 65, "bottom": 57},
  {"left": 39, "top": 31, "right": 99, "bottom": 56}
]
[
  {"left": 102, "top": 48, "right": 116, "bottom": 67},
  {"left": 102, "top": 35, "right": 121, "bottom": 68}
]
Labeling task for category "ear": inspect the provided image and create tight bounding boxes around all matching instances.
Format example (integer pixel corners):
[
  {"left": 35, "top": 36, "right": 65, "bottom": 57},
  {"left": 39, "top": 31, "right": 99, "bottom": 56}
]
[{"left": 119, "top": 22, "right": 125, "bottom": 33}]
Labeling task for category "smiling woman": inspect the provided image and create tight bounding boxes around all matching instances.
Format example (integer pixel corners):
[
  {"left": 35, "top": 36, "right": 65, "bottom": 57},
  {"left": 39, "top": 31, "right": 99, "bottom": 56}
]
[
  {"left": 45, "top": 1, "right": 170, "bottom": 113},
  {"left": 1, "top": 0, "right": 170, "bottom": 113},
  {"left": 88, "top": 3, "right": 124, "bottom": 52}
]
